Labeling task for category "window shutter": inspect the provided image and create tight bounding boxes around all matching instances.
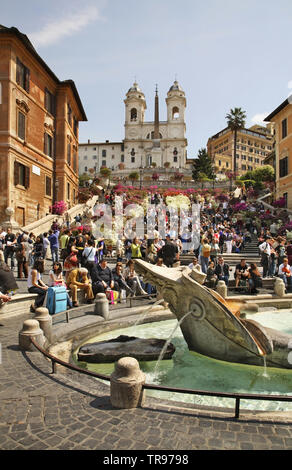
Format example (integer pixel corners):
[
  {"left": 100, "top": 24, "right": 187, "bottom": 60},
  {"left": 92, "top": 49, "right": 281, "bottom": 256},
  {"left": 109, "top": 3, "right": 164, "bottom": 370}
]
[
  {"left": 16, "top": 59, "right": 21, "bottom": 85},
  {"left": 25, "top": 67, "right": 30, "bottom": 93},
  {"left": 24, "top": 166, "right": 30, "bottom": 189},
  {"left": 44, "top": 133, "right": 47, "bottom": 155},
  {"left": 18, "top": 111, "right": 25, "bottom": 140},
  {"left": 14, "top": 161, "right": 19, "bottom": 186},
  {"left": 45, "top": 88, "right": 49, "bottom": 111},
  {"left": 52, "top": 94, "right": 56, "bottom": 116}
]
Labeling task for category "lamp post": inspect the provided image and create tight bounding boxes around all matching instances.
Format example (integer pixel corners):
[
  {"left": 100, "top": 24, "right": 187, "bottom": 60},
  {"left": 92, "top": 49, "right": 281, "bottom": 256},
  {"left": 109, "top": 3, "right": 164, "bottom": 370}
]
[{"left": 139, "top": 167, "right": 143, "bottom": 189}]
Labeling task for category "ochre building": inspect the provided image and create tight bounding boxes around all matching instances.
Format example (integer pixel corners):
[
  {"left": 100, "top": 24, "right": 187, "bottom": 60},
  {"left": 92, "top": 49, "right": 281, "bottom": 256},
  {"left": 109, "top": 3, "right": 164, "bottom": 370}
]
[
  {"left": 207, "top": 124, "right": 274, "bottom": 178},
  {"left": 265, "top": 98, "right": 292, "bottom": 209},
  {"left": 0, "top": 25, "right": 87, "bottom": 226}
]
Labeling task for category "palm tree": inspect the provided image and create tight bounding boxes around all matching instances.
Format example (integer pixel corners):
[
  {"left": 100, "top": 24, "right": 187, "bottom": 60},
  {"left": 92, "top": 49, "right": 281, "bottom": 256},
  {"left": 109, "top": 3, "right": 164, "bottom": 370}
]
[{"left": 226, "top": 107, "right": 246, "bottom": 187}]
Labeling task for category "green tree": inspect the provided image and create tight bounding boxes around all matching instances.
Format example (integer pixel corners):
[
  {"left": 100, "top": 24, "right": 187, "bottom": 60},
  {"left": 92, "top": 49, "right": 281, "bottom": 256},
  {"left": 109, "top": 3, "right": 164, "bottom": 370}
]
[
  {"left": 79, "top": 173, "right": 91, "bottom": 187},
  {"left": 225, "top": 107, "right": 246, "bottom": 181},
  {"left": 128, "top": 171, "right": 139, "bottom": 185},
  {"left": 240, "top": 165, "right": 275, "bottom": 190},
  {"left": 192, "top": 148, "right": 215, "bottom": 181},
  {"left": 100, "top": 166, "right": 112, "bottom": 178}
]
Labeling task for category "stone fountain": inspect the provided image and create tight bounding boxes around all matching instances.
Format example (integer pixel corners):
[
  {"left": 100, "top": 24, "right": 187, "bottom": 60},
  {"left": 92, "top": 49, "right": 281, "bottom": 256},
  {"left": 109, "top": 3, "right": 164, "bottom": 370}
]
[{"left": 134, "top": 259, "right": 292, "bottom": 369}]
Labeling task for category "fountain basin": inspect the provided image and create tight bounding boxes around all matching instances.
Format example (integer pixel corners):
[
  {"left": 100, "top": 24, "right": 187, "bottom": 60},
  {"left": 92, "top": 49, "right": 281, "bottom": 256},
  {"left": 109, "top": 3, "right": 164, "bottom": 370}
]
[
  {"left": 77, "top": 335, "right": 175, "bottom": 363},
  {"left": 73, "top": 314, "right": 292, "bottom": 412}
]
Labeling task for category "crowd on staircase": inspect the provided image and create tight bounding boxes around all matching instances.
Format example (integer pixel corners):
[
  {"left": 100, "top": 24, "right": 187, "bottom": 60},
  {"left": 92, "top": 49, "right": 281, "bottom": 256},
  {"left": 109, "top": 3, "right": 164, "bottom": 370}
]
[{"left": 1, "top": 185, "right": 292, "bottom": 309}]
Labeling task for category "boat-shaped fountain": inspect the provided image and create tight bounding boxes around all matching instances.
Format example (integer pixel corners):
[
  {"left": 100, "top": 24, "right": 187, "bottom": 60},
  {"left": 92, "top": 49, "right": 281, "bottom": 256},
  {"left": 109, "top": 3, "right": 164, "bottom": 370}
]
[{"left": 134, "top": 259, "right": 292, "bottom": 369}]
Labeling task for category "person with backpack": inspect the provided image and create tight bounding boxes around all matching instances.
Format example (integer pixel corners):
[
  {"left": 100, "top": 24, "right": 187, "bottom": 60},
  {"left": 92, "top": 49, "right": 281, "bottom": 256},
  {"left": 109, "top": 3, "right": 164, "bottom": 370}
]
[
  {"left": 159, "top": 235, "right": 179, "bottom": 267},
  {"left": 82, "top": 239, "right": 97, "bottom": 271}
]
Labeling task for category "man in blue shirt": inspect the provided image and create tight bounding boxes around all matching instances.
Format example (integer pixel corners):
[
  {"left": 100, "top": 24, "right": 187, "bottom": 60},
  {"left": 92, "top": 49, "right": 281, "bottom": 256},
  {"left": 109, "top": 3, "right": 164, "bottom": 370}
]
[{"left": 48, "top": 229, "right": 59, "bottom": 264}]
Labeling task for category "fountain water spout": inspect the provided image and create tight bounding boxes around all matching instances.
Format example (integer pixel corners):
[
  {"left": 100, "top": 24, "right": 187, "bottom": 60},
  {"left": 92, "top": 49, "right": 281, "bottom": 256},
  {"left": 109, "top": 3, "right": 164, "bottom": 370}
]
[{"left": 154, "top": 311, "right": 193, "bottom": 377}]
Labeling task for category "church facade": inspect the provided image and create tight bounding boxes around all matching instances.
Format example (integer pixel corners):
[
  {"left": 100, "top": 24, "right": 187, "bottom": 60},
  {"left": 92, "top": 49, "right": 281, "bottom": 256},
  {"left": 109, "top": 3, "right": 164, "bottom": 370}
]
[{"left": 79, "top": 80, "right": 188, "bottom": 175}]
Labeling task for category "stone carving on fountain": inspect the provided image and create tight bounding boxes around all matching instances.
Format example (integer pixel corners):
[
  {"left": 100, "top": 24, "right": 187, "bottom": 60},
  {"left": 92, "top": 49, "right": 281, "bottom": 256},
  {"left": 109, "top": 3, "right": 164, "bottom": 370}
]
[{"left": 134, "top": 259, "right": 292, "bottom": 369}]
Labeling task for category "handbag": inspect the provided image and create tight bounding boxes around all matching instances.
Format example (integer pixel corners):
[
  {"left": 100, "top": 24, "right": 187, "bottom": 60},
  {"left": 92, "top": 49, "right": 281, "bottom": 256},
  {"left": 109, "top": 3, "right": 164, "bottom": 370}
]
[
  {"left": 105, "top": 289, "right": 119, "bottom": 304},
  {"left": 82, "top": 248, "right": 93, "bottom": 267}
]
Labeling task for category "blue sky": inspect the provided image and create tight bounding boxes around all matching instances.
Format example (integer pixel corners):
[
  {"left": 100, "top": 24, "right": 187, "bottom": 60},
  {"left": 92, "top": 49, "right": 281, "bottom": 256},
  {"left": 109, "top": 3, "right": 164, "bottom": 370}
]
[{"left": 2, "top": 0, "right": 292, "bottom": 157}]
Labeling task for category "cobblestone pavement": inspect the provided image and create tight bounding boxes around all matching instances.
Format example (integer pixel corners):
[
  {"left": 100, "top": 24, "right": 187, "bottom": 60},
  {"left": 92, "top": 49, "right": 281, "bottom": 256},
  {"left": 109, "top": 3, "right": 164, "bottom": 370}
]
[{"left": 1, "top": 313, "right": 292, "bottom": 452}]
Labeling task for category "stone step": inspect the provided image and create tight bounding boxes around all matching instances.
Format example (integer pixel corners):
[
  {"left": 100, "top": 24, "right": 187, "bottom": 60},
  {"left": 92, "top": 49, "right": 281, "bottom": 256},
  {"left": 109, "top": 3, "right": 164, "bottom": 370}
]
[{"left": 0, "top": 293, "right": 38, "bottom": 319}]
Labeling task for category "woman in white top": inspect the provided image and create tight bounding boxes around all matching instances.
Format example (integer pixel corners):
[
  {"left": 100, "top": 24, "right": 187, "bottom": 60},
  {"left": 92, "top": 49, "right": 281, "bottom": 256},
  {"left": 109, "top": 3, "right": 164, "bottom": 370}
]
[
  {"left": 82, "top": 240, "right": 97, "bottom": 273},
  {"left": 278, "top": 258, "right": 292, "bottom": 289},
  {"left": 27, "top": 259, "right": 48, "bottom": 311},
  {"left": 48, "top": 262, "right": 66, "bottom": 287}
]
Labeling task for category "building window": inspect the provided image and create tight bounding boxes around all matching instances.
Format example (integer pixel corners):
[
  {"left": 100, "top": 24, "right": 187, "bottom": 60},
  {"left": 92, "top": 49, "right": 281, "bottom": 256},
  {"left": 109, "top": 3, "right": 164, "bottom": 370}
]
[
  {"left": 121, "top": 154, "right": 124, "bottom": 162},
  {"left": 173, "top": 156, "right": 177, "bottom": 162},
  {"left": 73, "top": 152, "right": 77, "bottom": 173},
  {"left": 67, "top": 182, "right": 70, "bottom": 200},
  {"left": 17, "top": 111, "right": 26, "bottom": 140},
  {"left": 44, "top": 88, "right": 55, "bottom": 115},
  {"left": 93, "top": 155, "right": 97, "bottom": 160},
  {"left": 73, "top": 118, "right": 78, "bottom": 136},
  {"left": 131, "top": 156, "right": 135, "bottom": 163},
  {"left": 172, "top": 107, "right": 179, "bottom": 119},
  {"left": 44, "top": 133, "right": 53, "bottom": 157},
  {"left": 16, "top": 58, "right": 30, "bottom": 93},
  {"left": 102, "top": 149, "right": 106, "bottom": 157},
  {"left": 102, "top": 160, "right": 106, "bottom": 166},
  {"left": 279, "top": 156, "right": 288, "bottom": 178},
  {"left": 45, "top": 176, "right": 52, "bottom": 197},
  {"left": 283, "top": 193, "right": 288, "bottom": 208},
  {"left": 67, "top": 142, "right": 71, "bottom": 165},
  {"left": 14, "top": 161, "right": 30, "bottom": 188},
  {"left": 67, "top": 103, "right": 72, "bottom": 126},
  {"left": 282, "top": 118, "right": 288, "bottom": 139},
  {"left": 130, "top": 108, "right": 137, "bottom": 121},
  {"left": 84, "top": 166, "right": 88, "bottom": 172}
]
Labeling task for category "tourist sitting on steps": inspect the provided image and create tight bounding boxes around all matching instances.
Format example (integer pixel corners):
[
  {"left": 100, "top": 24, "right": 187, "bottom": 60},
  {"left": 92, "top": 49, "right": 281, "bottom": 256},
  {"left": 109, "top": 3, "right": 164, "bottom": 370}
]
[
  {"left": 124, "top": 259, "right": 147, "bottom": 296},
  {"left": 28, "top": 259, "right": 48, "bottom": 312},
  {"left": 248, "top": 263, "right": 262, "bottom": 294},
  {"left": 205, "top": 261, "right": 218, "bottom": 288},
  {"left": 278, "top": 258, "right": 292, "bottom": 292},
  {"left": 234, "top": 259, "right": 249, "bottom": 288},
  {"left": 90, "top": 259, "right": 115, "bottom": 297},
  {"left": 214, "top": 256, "right": 231, "bottom": 286},
  {"left": 66, "top": 267, "right": 94, "bottom": 307},
  {"left": 112, "top": 262, "right": 134, "bottom": 297}
]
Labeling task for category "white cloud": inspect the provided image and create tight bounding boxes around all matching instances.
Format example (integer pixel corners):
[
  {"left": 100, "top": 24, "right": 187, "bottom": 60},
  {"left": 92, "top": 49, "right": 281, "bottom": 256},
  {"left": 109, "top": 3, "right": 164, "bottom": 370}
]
[
  {"left": 250, "top": 113, "right": 269, "bottom": 126},
  {"left": 29, "top": 6, "right": 101, "bottom": 48}
]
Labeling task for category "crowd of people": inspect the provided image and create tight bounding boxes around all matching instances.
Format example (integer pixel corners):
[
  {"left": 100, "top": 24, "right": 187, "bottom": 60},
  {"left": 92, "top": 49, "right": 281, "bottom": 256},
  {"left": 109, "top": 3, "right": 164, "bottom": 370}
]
[{"left": 1, "top": 186, "right": 292, "bottom": 309}]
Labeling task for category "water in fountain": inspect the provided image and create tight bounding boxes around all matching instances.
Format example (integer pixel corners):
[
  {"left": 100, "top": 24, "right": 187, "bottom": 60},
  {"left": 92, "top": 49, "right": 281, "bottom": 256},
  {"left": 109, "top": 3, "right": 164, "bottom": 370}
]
[
  {"left": 132, "top": 298, "right": 165, "bottom": 327},
  {"left": 262, "top": 356, "right": 269, "bottom": 379},
  {"left": 73, "top": 308, "right": 292, "bottom": 412},
  {"left": 153, "top": 311, "right": 192, "bottom": 378}
]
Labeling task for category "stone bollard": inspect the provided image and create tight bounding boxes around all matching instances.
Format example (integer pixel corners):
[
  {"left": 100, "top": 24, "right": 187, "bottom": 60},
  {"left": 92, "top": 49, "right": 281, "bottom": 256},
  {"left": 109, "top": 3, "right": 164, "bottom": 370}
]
[
  {"left": 19, "top": 319, "right": 45, "bottom": 352},
  {"left": 216, "top": 280, "right": 227, "bottom": 299},
  {"left": 34, "top": 307, "right": 52, "bottom": 343},
  {"left": 110, "top": 357, "right": 146, "bottom": 409},
  {"left": 274, "top": 278, "right": 286, "bottom": 297},
  {"left": 94, "top": 293, "right": 110, "bottom": 319}
]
